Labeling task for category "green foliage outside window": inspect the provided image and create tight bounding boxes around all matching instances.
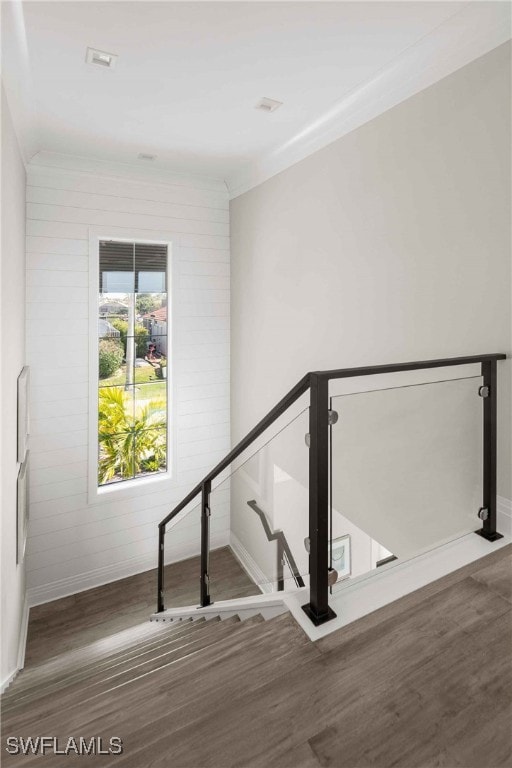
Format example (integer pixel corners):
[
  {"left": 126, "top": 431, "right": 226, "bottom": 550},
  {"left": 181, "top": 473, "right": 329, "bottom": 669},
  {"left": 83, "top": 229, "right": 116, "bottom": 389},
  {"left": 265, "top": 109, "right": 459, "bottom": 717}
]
[
  {"left": 98, "top": 387, "right": 166, "bottom": 484},
  {"left": 98, "top": 339, "right": 124, "bottom": 379},
  {"left": 136, "top": 294, "right": 160, "bottom": 316},
  {"left": 111, "top": 319, "right": 150, "bottom": 357}
]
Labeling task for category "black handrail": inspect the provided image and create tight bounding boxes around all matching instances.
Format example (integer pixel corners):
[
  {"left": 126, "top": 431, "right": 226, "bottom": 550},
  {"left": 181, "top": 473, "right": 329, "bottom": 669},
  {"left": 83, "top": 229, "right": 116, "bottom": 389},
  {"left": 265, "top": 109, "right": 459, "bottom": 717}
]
[
  {"left": 157, "top": 353, "right": 506, "bottom": 623},
  {"left": 314, "top": 353, "right": 506, "bottom": 380},
  {"left": 247, "top": 500, "right": 306, "bottom": 590},
  {"left": 376, "top": 554, "right": 398, "bottom": 568},
  {"left": 158, "top": 372, "right": 310, "bottom": 529}
]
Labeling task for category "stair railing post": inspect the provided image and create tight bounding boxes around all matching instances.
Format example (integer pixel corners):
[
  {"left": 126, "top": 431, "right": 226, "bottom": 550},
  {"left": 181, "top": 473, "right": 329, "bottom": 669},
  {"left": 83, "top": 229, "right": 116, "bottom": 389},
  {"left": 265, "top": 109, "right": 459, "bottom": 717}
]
[
  {"left": 277, "top": 538, "right": 284, "bottom": 592},
  {"left": 477, "top": 360, "right": 503, "bottom": 542},
  {"left": 200, "top": 480, "right": 212, "bottom": 606},
  {"left": 157, "top": 524, "right": 165, "bottom": 613},
  {"left": 302, "top": 373, "right": 336, "bottom": 625}
]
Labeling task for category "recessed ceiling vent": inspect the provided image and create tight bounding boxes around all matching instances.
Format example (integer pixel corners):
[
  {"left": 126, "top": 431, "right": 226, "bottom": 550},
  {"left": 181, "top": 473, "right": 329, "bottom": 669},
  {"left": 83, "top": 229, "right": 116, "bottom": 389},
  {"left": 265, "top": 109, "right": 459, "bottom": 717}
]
[
  {"left": 86, "top": 47, "right": 118, "bottom": 69},
  {"left": 138, "top": 153, "right": 156, "bottom": 161},
  {"left": 255, "top": 97, "right": 283, "bottom": 113}
]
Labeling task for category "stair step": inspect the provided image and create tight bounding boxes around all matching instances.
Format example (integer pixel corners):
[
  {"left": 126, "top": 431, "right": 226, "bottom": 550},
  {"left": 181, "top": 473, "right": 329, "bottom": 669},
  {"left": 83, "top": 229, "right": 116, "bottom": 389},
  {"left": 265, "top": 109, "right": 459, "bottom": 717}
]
[
  {"left": 2, "top": 613, "right": 290, "bottom": 738},
  {"left": 5, "top": 618, "right": 180, "bottom": 696},
  {"left": 91, "top": 616, "right": 315, "bottom": 766},
  {"left": 2, "top": 617, "right": 202, "bottom": 702},
  {"left": 3, "top": 616, "right": 245, "bottom": 728},
  {"left": 4, "top": 614, "right": 304, "bottom": 751},
  {"left": 112, "top": 617, "right": 318, "bottom": 768},
  {"left": 3, "top": 617, "right": 218, "bottom": 711}
]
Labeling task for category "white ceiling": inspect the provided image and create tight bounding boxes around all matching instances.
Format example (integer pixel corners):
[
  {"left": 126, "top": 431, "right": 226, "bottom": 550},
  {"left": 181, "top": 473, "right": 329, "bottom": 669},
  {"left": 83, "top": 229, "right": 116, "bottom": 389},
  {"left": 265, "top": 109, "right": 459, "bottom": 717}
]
[{"left": 4, "top": 1, "right": 511, "bottom": 195}]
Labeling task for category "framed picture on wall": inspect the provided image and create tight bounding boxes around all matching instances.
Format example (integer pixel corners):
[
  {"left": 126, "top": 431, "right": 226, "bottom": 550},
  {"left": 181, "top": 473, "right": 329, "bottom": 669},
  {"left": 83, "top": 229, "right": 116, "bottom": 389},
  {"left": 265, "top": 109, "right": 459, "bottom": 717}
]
[
  {"left": 17, "top": 452, "right": 30, "bottom": 564},
  {"left": 17, "top": 366, "right": 30, "bottom": 463},
  {"left": 331, "top": 534, "right": 351, "bottom": 583}
]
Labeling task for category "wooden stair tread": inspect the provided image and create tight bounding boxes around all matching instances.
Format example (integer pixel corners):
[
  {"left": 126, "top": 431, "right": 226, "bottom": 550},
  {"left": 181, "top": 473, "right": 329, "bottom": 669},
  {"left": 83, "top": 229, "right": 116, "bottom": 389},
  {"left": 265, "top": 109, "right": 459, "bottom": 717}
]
[
  {"left": 3, "top": 618, "right": 222, "bottom": 711},
  {"left": 3, "top": 615, "right": 248, "bottom": 727},
  {"left": 3, "top": 614, "right": 304, "bottom": 740},
  {"left": 2, "top": 618, "right": 206, "bottom": 700}
]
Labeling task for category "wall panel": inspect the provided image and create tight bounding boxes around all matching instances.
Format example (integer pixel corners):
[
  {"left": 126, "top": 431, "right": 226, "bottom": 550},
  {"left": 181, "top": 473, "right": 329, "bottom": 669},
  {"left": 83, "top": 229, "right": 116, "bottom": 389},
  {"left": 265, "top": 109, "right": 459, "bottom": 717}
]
[{"left": 26, "top": 165, "right": 230, "bottom": 603}]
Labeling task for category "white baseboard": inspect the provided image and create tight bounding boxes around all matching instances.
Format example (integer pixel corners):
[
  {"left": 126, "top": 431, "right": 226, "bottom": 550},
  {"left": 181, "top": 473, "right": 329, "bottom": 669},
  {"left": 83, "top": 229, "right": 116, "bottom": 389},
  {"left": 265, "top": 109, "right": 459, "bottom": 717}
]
[
  {"left": 151, "top": 593, "right": 288, "bottom": 623},
  {"left": 498, "top": 496, "right": 512, "bottom": 536},
  {"left": 1, "top": 594, "right": 30, "bottom": 693},
  {"left": 27, "top": 532, "right": 230, "bottom": 607},
  {"left": 1, "top": 667, "right": 19, "bottom": 694},
  {"left": 286, "top": 529, "right": 512, "bottom": 642},
  {"left": 229, "top": 532, "right": 272, "bottom": 595},
  {"left": 19, "top": 499, "right": 512, "bottom": 631},
  {"left": 17, "top": 594, "right": 30, "bottom": 670}
]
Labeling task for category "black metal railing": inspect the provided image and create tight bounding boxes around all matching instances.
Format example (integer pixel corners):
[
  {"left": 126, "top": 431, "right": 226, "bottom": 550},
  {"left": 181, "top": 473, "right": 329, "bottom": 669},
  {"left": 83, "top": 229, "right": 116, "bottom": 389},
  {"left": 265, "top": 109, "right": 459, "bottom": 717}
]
[
  {"left": 157, "top": 353, "right": 506, "bottom": 626},
  {"left": 247, "top": 500, "right": 306, "bottom": 591}
]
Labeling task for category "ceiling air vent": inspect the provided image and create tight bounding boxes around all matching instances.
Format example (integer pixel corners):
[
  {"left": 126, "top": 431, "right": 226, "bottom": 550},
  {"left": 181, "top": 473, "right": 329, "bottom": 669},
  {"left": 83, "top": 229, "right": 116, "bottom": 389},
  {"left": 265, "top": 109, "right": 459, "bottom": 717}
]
[
  {"left": 86, "top": 47, "right": 118, "bottom": 69},
  {"left": 138, "top": 153, "right": 156, "bottom": 161},
  {"left": 255, "top": 97, "right": 283, "bottom": 113}
]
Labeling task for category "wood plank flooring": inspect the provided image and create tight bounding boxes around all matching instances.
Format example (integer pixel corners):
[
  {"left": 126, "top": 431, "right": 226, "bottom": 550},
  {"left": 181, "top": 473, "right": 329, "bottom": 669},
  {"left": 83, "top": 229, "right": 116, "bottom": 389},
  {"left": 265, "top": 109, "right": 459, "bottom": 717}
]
[
  {"left": 23, "top": 545, "right": 260, "bottom": 667},
  {"left": 2, "top": 544, "right": 511, "bottom": 768}
]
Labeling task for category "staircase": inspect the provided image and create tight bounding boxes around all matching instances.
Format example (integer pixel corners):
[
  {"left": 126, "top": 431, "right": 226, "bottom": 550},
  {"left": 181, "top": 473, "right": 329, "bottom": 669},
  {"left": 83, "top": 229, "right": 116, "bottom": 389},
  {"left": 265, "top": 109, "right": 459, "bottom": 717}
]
[
  {"left": 2, "top": 546, "right": 511, "bottom": 767},
  {"left": 1, "top": 611, "right": 312, "bottom": 767}
]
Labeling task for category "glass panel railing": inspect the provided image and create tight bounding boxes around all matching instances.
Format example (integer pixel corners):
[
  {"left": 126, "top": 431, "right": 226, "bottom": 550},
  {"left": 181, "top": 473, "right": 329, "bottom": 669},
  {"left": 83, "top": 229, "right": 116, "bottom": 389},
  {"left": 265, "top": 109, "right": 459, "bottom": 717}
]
[
  {"left": 329, "top": 375, "right": 483, "bottom": 591},
  {"left": 162, "top": 500, "right": 201, "bottom": 609},
  {"left": 209, "top": 407, "right": 311, "bottom": 597}
]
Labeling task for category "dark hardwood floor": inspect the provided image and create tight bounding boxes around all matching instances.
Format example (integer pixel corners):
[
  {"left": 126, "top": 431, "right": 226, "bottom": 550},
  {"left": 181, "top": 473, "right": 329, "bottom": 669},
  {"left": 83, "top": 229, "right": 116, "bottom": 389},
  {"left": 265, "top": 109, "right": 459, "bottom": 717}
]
[
  {"left": 24, "top": 545, "right": 260, "bottom": 667},
  {"left": 2, "top": 544, "right": 511, "bottom": 768}
]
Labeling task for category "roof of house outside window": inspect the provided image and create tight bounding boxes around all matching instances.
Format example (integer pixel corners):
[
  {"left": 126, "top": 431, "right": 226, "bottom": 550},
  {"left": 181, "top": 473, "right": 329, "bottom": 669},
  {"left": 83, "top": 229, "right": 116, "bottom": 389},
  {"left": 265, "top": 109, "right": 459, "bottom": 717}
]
[
  {"left": 143, "top": 307, "right": 167, "bottom": 322},
  {"left": 98, "top": 319, "right": 122, "bottom": 337}
]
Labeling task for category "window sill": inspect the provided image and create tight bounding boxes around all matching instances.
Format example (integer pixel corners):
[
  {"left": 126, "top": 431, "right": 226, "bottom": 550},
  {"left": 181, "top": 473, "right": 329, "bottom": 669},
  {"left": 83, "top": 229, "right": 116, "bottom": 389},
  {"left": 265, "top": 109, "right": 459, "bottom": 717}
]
[{"left": 89, "top": 470, "right": 172, "bottom": 505}]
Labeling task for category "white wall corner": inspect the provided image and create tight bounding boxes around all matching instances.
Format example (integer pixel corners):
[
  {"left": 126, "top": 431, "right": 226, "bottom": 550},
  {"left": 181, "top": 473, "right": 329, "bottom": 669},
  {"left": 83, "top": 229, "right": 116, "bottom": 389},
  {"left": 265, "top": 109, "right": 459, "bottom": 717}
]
[
  {"left": 497, "top": 496, "right": 512, "bottom": 537},
  {"left": 17, "top": 594, "right": 30, "bottom": 671},
  {"left": 227, "top": 2, "right": 511, "bottom": 199},
  {"left": 229, "top": 532, "right": 272, "bottom": 595},
  {"left": 1, "top": 0, "right": 40, "bottom": 165},
  {"left": 0, "top": 594, "right": 30, "bottom": 693}
]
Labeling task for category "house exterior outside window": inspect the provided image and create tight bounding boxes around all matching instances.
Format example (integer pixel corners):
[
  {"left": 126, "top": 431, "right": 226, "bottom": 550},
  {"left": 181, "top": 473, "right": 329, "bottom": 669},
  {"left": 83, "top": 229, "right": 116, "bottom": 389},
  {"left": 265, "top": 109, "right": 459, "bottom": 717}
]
[{"left": 97, "top": 240, "right": 169, "bottom": 487}]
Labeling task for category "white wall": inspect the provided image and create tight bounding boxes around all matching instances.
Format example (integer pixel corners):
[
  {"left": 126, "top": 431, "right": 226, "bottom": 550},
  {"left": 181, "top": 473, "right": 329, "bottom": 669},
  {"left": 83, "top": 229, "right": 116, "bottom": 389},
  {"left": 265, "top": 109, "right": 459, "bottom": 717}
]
[
  {"left": 1, "top": 85, "right": 27, "bottom": 686},
  {"left": 231, "top": 44, "right": 512, "bottom": 512},
  {"left": 25, "top": 157, "right": 231, "bottom": 604}
]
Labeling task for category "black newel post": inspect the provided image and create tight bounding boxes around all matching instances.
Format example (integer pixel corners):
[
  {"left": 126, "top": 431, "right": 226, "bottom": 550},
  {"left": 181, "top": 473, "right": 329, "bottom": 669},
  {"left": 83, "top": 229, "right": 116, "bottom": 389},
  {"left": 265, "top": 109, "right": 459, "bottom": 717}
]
[
  {"left": 477, "top": 359, "right": 503, "bottom": 542},
  {"left": 200, "top": 480, "right": 212, "bottom": 606},
  {"left": 302, "top": 374, "right": 337, "bottom": 625},
  {"left": 157, "top": 524, "right": 165, "bottom": 613},
  {"left": 277, "top": 539, "right": 284, "bottom": 592}
]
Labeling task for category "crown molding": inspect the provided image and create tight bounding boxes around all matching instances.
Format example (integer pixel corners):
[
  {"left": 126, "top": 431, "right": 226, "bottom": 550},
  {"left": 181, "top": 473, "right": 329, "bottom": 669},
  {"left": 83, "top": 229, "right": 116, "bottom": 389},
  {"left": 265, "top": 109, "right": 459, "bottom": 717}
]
[
  {"left": 1, "top": 2, "right": 226, "bottom": 193},
  {"left": 227, "top": 2, "right": 512, "bottom": 200},
  {"left": 4, "top": 0, "right": 510, "bottom": 199},
  {"left": 28, "top": 150, "right": 228, "bottom": 193}
]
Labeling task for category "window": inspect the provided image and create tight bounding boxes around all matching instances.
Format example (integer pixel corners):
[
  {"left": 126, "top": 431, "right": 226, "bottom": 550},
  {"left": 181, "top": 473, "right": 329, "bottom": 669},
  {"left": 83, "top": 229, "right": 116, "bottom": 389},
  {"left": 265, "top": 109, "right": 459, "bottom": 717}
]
[{"left": 97, "top": 240, "right": 169, "bottom": 487}]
